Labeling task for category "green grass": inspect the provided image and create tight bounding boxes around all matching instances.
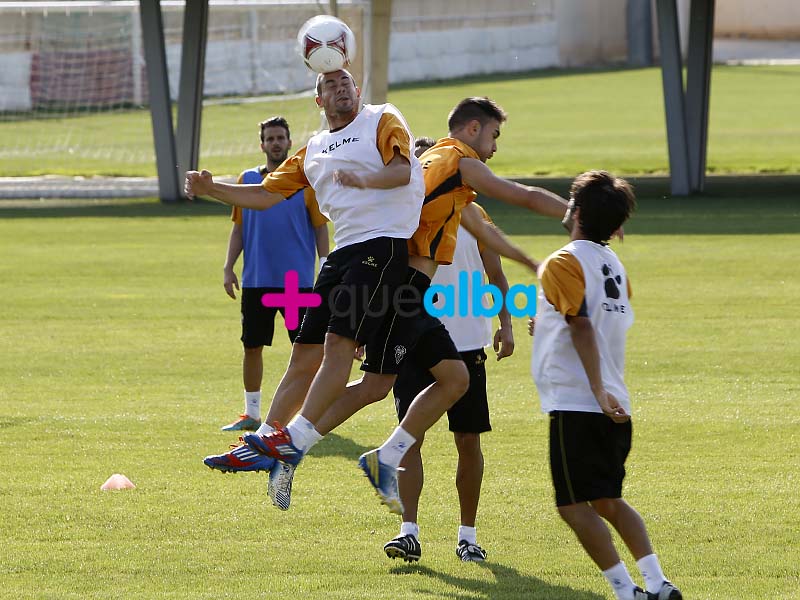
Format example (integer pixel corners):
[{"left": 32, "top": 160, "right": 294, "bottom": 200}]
[
  {"left": 1, "top": 65, "right": 799, "bottom": 177},
  {"left": 1, "top": 188, "right": 799, "bottom": 599}
]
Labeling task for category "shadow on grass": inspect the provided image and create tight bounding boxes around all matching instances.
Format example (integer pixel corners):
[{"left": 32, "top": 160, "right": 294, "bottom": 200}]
[
  {"left": 1, "top": 177, "right": 797, "bottom": 235},
  {"left": 389, "top": 64, "right": 657, "bottom": 92},
  {"left": 311, "top": 432, "right": 370, "bottom": 461},
  {"left": 390, "top": 562, "right": 605, "bottom": 600},
  {"left": 0, "top": 197, "right": 229, "bottom": 219},
  {"left": 480, "top": 176, "right": 800, "bottom": 236}
]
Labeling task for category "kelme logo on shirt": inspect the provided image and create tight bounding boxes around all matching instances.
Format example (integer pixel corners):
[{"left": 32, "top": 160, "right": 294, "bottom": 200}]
[{"left": 320, "top": 137, "right": 360, "bottom": 154}]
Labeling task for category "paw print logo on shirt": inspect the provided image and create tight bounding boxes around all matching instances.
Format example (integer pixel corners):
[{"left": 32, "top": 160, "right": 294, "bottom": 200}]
[{"left": 602, "top": 264, "right": 622, "bottom": 299}]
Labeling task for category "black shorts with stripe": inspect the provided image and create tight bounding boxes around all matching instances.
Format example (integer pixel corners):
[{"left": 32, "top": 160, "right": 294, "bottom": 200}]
[
  {"left": 549, "top": 410, "right": 632, "bottom": 507},
  {"left": 293, "top": 237, "right": 408, "bottom": 345},
  {"left": 361, "top": 267, "right": 461, "bottom": 375},
  {"left": 393, "top": 348, "right": 490, "bottom": 433},
  {"left": 240, "top": 287, "right": 309, "bottom": 348}
]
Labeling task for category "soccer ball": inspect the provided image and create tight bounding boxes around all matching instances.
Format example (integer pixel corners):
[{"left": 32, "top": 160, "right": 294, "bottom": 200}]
[{"left": 297, "top": 15, "right": 356, "bottom": 74}]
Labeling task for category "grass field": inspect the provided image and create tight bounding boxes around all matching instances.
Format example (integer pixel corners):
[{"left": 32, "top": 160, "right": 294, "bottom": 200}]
[
  {"left": 1, "top": 181, "right": 798, "bottom": 599},
  {"left": 1, "top": 65, "right": 799, "bottom": 178}
]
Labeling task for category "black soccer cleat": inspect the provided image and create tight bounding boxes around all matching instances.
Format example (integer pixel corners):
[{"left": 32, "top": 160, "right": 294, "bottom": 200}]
[
  {"left": 652, "top": 581, "right": 683, "bottom": 600},
  {"left": 455, "top": 539, "right": 487, "bottom": 562},
  {"left": 384, "top": 534, "right": 421, "bottom": 563}
]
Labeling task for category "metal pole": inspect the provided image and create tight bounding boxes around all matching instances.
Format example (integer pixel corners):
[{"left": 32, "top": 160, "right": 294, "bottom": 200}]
[
  {"left": 175, "top": 0, "right": 208, "bottom": 188},
  {"left": 655, "top": 0, "right": 691, "bottom": 196},
  {"left": 368, "top": 0, "right": 392, "bottom": 104},
  {"left": 139, "top": 0, "right": 181, "bottom": 202},
  {"left": 685, "top": 0, "right": 715, "bottom": 192}
]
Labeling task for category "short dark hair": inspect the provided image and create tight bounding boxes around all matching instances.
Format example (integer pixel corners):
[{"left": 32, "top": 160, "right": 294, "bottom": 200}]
[
  {"left": 447, "top": 97, "right": 507, "bottom": 132},
  {"left": 570, "top": 170, "right": 636, "bottom": 243},
  {"left": 259, "top": 116, "right": 290, "bottom": 143},
  {"left": 414, "top": 136, "right": 436, "bottom": 157}
]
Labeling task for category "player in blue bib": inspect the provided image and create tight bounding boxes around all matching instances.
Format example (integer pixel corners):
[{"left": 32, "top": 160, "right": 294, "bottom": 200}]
[{"left": 221, "top": 116, "right": 329, "bottom": 432}]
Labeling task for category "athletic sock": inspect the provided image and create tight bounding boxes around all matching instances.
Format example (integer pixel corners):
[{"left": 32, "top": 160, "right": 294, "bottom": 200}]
[
  {"left": 254, "top": 421, "right": 275, "bottom": 436},
  {"left": 602, "top": 562, "right": 637, "bottom": 600},
  {"left": 286, "top": 414, "right": 323, "bottom": 453},
  {"left": 377, "top": 426, "right": 416, "bottom": 469},
  {"left": 458, "top": 525, "right": 477, "bottom": 545},
  {"left": 400, "top": 521, "right": 419, "bottom": 539},
  {"left": 244, "top": 390, "right": 261, "bottom": 419},
  {"left": 636, "top": 553, "right": 667, "bottom": 594}
]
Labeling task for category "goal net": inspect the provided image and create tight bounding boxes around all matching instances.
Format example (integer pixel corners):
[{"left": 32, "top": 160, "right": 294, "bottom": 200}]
[{"left": 0, "top": 0, "right": 368, "bottom": 196}]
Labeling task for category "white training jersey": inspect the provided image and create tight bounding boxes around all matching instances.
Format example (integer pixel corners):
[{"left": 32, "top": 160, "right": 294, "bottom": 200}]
[
  {"left": 531, "top": 240, "right": 634, "bottom": 414},
  {"left": 303, "top": 103, "right": 424, "bottom": 249},
  {"left": 433, "top": 224, "right": 493, "bottom": 352}
]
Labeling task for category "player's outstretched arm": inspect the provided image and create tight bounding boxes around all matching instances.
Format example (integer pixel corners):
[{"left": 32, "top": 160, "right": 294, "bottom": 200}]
[
  {"left": 334, "top": 152, "right": 411, "bottom": 190},
  {"left": 461, "top": 203, "right": 538, "bottom": 274},
  {"left": 459, "top": 158, "right": 568, "bottom": 218},
  {"left": 566, "top": 315, "right": 629, "bottom": 423},
  {"left": 185, "top": 169, "right": 285, "bottom": 210}
]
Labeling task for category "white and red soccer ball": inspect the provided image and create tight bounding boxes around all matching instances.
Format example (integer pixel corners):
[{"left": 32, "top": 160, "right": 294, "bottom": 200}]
[{"left": 298, "top": 15, "right": 356, "bottom": 74}]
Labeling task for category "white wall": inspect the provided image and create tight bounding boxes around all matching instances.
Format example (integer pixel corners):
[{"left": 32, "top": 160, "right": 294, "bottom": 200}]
[
  {"left": 389, "top": 22, "right": 559, "bottom": 84},
  {"left": 716, "top": 0, "right": 800, "bottom": 39},
  {"left": 554, "top": 0, "right": 628, "bottom": 66}
]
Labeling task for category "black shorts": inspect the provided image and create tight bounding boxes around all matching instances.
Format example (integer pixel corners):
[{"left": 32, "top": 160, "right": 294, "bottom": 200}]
[
  {"left": 393, "top": 348, "right": 490, "bottom": 434},
  {"left": 362, "top": 268, "right": 461, "bottom": 375},
  {"left": 241, "top": 287, "right": 309, "bottom": 347},
  {"left": 549, "top": 410, "right": 632, "bottom": 507},
  {"left": 293, "top": 237, "right": 408, "bottom": 345}
]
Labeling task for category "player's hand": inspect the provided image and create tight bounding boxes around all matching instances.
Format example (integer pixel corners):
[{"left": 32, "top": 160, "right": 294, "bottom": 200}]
[
  {"left": 596, "top": 390, "right": 630, "bottom": 423},
  {"left": 354, "top": 345, "right": 365, "bottom": 362},
  {"left": 185, "top": 169, "right": 214, "bottom": 199},
  {"left": 493, "top": 326, "right": 514, "bottom": 361},
  {"left": 523, "top": 257, "right": 540, "bottom": 274},
  {"left": 223, "top": 268, "right": 239, "bottom": 299},
  {"left": 333, "top": 169, "right": 366, "bottom": 189},
  {"left": 527, "top": 316, "right": 536, "bottom": 337}
]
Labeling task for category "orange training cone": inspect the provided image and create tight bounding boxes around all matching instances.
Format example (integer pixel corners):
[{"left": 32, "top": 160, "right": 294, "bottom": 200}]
[{"left": 100, "top": 474, "right": 136, "bottom": 491}]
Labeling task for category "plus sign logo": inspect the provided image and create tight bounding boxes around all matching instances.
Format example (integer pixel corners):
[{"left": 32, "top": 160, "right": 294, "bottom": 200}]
[{"left": 261, "top": 271, "right": 322, "bottom": 329}]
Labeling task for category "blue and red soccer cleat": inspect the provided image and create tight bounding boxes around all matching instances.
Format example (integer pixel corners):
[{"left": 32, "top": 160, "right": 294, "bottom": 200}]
[
  {"left": 243, "top": 427, "right": 304, "bottom": 466},
  {"left": 203, "top": 437, "right": 275, "bottom": 473}
]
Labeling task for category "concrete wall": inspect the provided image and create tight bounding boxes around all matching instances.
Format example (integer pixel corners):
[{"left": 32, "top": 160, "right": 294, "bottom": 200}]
[
  {"left": 554, "top": 0, "right": 628, "bottom": 67},
  {"left": 388, "top": 0, "right": 627, "bottom": 83},
  {"left": 716, "top": 0, "right": 800, "bottom": 39}
]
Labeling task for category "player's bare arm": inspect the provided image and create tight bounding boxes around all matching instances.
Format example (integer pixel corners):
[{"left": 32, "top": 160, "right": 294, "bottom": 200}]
[
  {"left": 565, "top": 314, "right": 630, "bottom": 423},
  {"left": 334, "top": 151, "right": 411, "bottom": 189},
  {"left": 481, "top": 247, "right": 515, "bottom": 360},
  {"left": 185, "top": 169, "right": 286, "bottom": 210},
  {"left": 223, "top": 222, "right": 243, "bottom": 300},
  {"left": 461, "top": 203, "right": 539, "bottom": 273},
  {"left": 459, "top": 157, "right": 568, "bottom": 218}
]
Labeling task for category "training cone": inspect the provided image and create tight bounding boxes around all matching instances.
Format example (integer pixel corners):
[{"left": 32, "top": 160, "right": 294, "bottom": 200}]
[{"left": 100, "top": 473, "right": 136, "bottom": 491}]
